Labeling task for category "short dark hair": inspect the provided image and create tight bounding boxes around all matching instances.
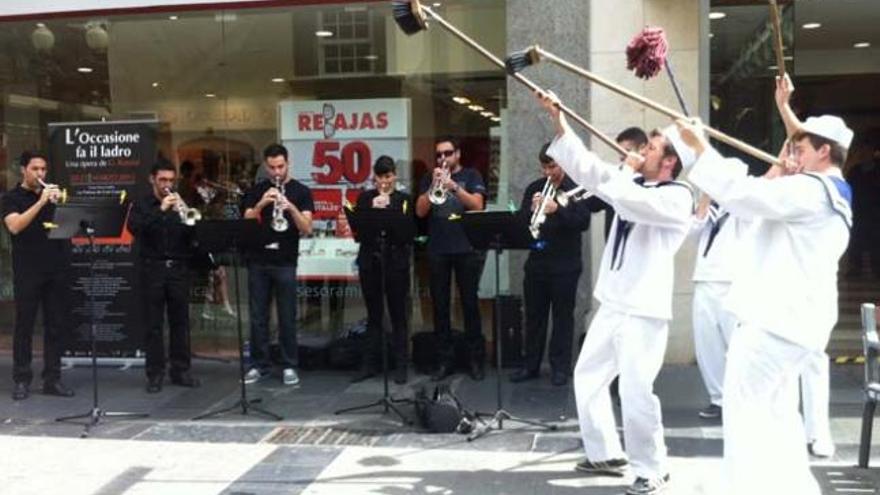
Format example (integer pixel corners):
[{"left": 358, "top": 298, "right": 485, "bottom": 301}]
[
  {"left": 263, "top": 143, "right": 289, "bottom": 161},
  {"left": 538, "top": 142, "right": 554, "bottom": 164},
  {"left": 791, "top": 131, "right": 847, "bottom": 166},
  {"left": 649, "top": 129, "right": 683, "bottom": 179},
  {"left": 373, "top": 155, "right": 396, "bottom": 175},
  {"left": 616, "top": 127, "right": 648, "bottom": 148},
  {"left": 151, "top": 161, "right": 177, "bottom": 176},
  {"left": 434, "top": 135, "right": 460, "bottom": 150},
  {"left": 19, "top": 151, "right": 48, "bottom": 167}
]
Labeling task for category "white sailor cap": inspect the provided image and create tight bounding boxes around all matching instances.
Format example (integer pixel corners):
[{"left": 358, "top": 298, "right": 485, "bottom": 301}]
[
  {"left": 661, "top": 125, "right": 697, "bottom": 169},
  {"left": 801, "top": 115, "right": 854, "bottom": 149}
]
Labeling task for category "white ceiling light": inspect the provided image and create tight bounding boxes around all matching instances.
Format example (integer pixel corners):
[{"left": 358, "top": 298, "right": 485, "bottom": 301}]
[
  {"left": 490, "top": 117, "right": 501, "bottom": 123},
  {"left": 151, "top": 82, "right": 160, "bottom": 88},
  {"left": 452, "top": 96, "right": 470, "bottom": 105},
  {"left": 204, "top": 93, "right": 216, "bottom": 98},
  {"left": 169, "top": 15, "right": 179, "bottom": 20},
  {"left": 480, "top": 111, "right": 493, "bottom": 117},
  {"left": 708, "top": 33, "right": 714, "bottom": 39},
  {"left": 77, "top": 67, "right": 94, "bottom": 73},
  {"left": 467, "top": 104, "right": 484, "bottom": 112},
  {"left": 315, "top": 30, "right": 334, "bottom": 38},
  {"left": 364, "top": 54, "right": 379, "bottom": 61},
  {"left": 432, "top": 2, "right": 442, "bottom": 6},
  {"left": 708, "top": 12, "right": 726, "bottom": 20},
  {"left": 802, "top": 22, "right": 821, "bottom": 30},
  {"left": 854, "top": 42, "right": 871, "bottom": 48},
  {"left": 271, "top": 77, "right": 285, "bottom": 83}
]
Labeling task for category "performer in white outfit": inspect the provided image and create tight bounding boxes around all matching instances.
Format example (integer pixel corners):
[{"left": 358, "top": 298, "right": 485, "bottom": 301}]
[
  {"left": 677, "top": 79, "right": 853, "bottom": 494},
  {"left": 538, "top": 91, "right": 694, "bottom": 495},
  {"left": 690, "top": 196, "right": 743, "bottom": 419}
]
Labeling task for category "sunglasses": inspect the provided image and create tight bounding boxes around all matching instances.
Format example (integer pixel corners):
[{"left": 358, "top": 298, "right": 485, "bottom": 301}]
[{"left": 435, "top": 149, "right": 456, "bottom": 159}]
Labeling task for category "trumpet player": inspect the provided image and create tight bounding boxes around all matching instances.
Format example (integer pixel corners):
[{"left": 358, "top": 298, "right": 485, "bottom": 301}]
[
  {"left": 2, "top": 151, "right": 75, "bottom": 400},
  {"left": 509, "top": 143, "right": 592, "bottom": 387},
  {"left": 351, "top": 156, "right": 412, "bottom": 384},
  {"left": 241, "top": 144, "right": 313, "bottom": 386},
  {"left": 128, "top": 161, "right": 200, "bottom": 393},
  {"left": 416, "top": 136, "right": 487, "bottom": 382}
]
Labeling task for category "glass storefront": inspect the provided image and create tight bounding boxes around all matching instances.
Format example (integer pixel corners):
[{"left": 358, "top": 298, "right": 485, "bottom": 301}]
[{"left": 0, "top": 1, "right": 508, "bottom": 355}]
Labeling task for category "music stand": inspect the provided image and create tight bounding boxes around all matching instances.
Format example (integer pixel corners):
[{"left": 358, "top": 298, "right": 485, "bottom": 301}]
[
  {"left": 191, "top": 219, "right": 282, "bottom": 421},
  {"left": 334, "top": 206, "right": 415, "bottom": 425},
  {"left": 458, "top": 210, "right": 557, "bottom": 441},
  {"left": 53, "top": 200, "right": 149, "bottom": 437}
]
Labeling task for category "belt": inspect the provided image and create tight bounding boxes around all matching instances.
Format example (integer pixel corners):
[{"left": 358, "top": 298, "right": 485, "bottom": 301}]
[{"left": 144, "top": 258, "right": 186, "bottom": 268}]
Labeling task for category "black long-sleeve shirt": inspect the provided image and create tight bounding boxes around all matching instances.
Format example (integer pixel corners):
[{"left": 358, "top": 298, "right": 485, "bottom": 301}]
[
  {"left": 128, "top": 192, "right": 194, "bottom": 260},
  {"left": 520, "top": 176, "right": 592, "bottom": 274}
]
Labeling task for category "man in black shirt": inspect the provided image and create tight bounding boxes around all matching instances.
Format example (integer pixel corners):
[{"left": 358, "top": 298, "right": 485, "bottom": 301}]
[
  {"left": 416, "top": 136, "right": 487, "bottom": 381},
  {"left": 240, "top": 144, "right": 314, "bottom": 386},
  {"left": 128, "top": 161, "right": 200, "bottom": 393},
  {"left": 351, "top": 156, "right": 413, "bottom": 384},
  {"left": 510, "top": 143, "right": 592, "bottom": 387},
  {"left": 2, "top": 151, "right": 75, "bottom": 400}
]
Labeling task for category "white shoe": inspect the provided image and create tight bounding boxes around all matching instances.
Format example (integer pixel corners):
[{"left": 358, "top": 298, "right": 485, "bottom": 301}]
[
  {"left": 810, "top": 438, "right": 836, "bottom": 458},
  {"left": 242, "top": 368, "right": 263, "bottom": 384},
  {"left": 282, "top": 368, "right": 300, "bottom": 386}
]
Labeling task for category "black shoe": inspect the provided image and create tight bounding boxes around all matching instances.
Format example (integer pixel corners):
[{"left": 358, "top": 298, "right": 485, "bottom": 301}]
[
  {"left": 551, "top": 370, "right": 568, "bottom": 387},
  {"left": 169, "top": 372, "right": 200, "bottom": 388},
  {"left": 574, "top": 457, "right": 629, "bottom": 477},
  {"left": 350, "top": 367, "right": 379, "bottom": 383},
  {"left": 509, "top": 368, "right": 539, "bottom": 383},
  {"left": 468, "top": 360, "right": 485, "bottom": 381},
  {"left": 12, "top": 382, "right": 29, "bottom": 401},
  {"left": 393, "top": 366, "right": 408, "bottom": 385},
  {"left": 431, "top": 364, "right": 454, "bottom": 382},
  {"left": 146, "top": 376, "right": 163, "bottom": 394},
  {"left": 42, "top": 380, "right": 75, "bottom": 397},
  {"left": 698, "top": 404, "right": 722, "bottom": 419}
]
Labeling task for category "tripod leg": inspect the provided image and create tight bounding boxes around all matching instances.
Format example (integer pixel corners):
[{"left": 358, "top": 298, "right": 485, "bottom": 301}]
[{"left": 334, "top": 399, "right": 385, "bottom": 415}]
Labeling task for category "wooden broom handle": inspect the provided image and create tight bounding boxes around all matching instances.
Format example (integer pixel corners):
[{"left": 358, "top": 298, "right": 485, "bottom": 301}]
[{"left": 768, "top": 0, "right": 786, "bottom": 78}]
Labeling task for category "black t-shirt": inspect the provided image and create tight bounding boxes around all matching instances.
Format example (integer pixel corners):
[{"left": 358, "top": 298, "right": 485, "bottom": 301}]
[
  {"left": 354, "top": 189, "right": 413, "bottom": 270},
  {"left": 240, "top": 178, "right": 314, "bottom": 265},
  {"left": 127, "top": 192, "right": 195, "bottom": 260},
  {"left": 520, "top": 176, "right": 591, "bottom": 274},
  {"left": 418, "top": 166, "right": 486, "bottom": 255},
  {"left": 1, "top": 184, "right": 71, "bottom": 274}
]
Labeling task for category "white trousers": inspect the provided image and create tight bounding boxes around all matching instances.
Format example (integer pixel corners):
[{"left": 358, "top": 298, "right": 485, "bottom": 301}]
[
  {"left": 723, "top": 324, "right": 820, "bottom": 495},
  {"left": 692, "top": 281, "right": 736, "bottom": 406},
  {"left": 574, "top": 306, "right": 669, "bottom": 478},
  {"left": 801, "top": 351, "right": 833, "bottom": 445}
]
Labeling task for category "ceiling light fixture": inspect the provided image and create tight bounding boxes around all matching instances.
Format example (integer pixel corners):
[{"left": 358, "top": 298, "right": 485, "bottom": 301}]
[
  {"left": 467, "top": 104, "right": 484, "bottom": 112},
  {"left": 802, "top": 22, "right": 821, "bottom": 30},
  {"left": 708, "top": 12, "right": 726, "bottom": 20},
  {"left": 77, "top": 67, "right": 93, "bottom": 73},
  {"left": 364, "top": 54, "right": 379, "bottom": 61},
  {"left": 271, "top": 77, "right": 285, "bottom": 83},
  {"left": 480, "top": 111, "right": 493, "bottom": 118},
  {"left": 315, "top": 30, "right": 334, "bottom": 38},
  {"left": 452, "top": 96, "right": 471, "bottom": 105},
  {"left": 854, "top": 42, "right": 871, "bottom": 48},
  {"left": 204, "top": 93, "right": 216, "bottom": 98},
  {"left": 490, "top": 117, "right": 501, "bottom": 123},
  {"left": 151, "top": 82, "right": 160, "bottom": 88},
  {"left": 169, "top": 15, "right": 179, "bottom": 20}
]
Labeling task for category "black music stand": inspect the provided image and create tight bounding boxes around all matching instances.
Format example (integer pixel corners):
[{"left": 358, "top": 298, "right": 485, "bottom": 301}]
[
  {"left": 53, "top": 200, "right": 149, "bottom": 437},
  {"left": 191, "top": 219, "right": 282, "bottom": 421},
  {"left": 334, "top": 205, "right": 415, "bottom": 425},
  {"left": 458, "top": 211, "right": 558, "bottom": 441}
]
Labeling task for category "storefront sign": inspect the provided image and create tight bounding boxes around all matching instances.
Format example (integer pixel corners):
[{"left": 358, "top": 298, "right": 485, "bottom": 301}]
[
  {"left": 2, "top": 1, "right": 271, "bottom": 18},
  {"left": 279, "top": 98, "right": 411, "bottom": 280},
  {"left": 48, "top": 120, "right": 156, "bottom": 354}
]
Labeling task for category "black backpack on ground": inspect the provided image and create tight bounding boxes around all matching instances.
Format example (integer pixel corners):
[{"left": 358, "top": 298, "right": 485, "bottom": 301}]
[{"left": 413, "top": 384, "right": 477, "bottom": 434}]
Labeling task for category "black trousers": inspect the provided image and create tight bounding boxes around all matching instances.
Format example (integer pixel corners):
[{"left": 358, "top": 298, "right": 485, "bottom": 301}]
[
  {"left": 141, "top": 259, "right": 192, "bottom": 379},
  {"left": 12, "top": 268, "right": 69, "bottom": 384},
  {"left": 428, "top": 252, "right": 485, "bottom": 367},
  {"left": 523, "top": 269, "right": 580, "bottom": 374},
  {"left": 359, "top": 256, "right": 409, "bottom": 369}
]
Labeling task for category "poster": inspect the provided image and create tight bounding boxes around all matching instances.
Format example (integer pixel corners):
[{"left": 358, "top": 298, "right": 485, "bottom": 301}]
[
  {"left": 48, "top": 120, "right": 156, "bottom": 354},
  {"left": 279, "top": 98, "right": 411, "bottom": 280}
]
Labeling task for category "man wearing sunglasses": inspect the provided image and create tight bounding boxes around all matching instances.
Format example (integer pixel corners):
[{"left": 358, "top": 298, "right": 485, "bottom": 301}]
[{"left": 416, "top": 136, "right": 487, "bottom": 381}]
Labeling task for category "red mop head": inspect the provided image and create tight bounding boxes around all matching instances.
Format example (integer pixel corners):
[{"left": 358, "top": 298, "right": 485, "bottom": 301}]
[{"left": 626, "top": 26, "right": 668, "bottom": 79}]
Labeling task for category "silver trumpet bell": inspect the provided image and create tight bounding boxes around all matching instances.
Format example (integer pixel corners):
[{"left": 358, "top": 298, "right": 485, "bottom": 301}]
[{"left": 271, "top": 176, "right": 289, "bottom": 232}]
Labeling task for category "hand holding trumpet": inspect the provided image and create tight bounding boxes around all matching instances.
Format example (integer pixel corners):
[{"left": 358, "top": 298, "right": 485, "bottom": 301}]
[{"left": 37, "top": 178, "right": 65, "bottom": 205}]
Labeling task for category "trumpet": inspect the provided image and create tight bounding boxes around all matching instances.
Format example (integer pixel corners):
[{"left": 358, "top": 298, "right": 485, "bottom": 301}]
[
  {"left": 555, "top": 185, "right": 593, "bottom": 208},
  {"left": 37, "top": 178, "right": 67, "bottom": 204},
  {"left": 428, "top": 159, "right": 451, "bottom": 205},
  {"left": 271, "top": 175, "right": 289, "bottom": 232},
  {"left": 164, "top": 187, "right": 202, "bottom": 226},
  {"left": 529, "top": 178, "right": 556, "bottom": 239}
]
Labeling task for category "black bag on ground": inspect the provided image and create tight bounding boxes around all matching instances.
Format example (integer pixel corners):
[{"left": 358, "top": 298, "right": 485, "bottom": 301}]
[{"left": 413, "top": 384, "right": 477, "bottom": 434}]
